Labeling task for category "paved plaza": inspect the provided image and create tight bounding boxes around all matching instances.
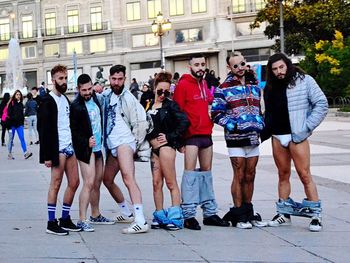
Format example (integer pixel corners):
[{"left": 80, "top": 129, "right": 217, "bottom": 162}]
[{"left": 0, "top": 114, "right": 349, "bottom": 263}]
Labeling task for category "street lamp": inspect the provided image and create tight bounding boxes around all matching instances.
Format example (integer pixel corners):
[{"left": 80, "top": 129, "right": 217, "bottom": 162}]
[
  {"left": 279, "top": 0, "right": 285, "bottom": 53},
  {"left": 151, "top": 12, "right": 172, "bottom": 70}
]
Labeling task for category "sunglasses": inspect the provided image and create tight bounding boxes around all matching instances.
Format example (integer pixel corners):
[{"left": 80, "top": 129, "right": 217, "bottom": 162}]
[
  {"left": 156, "top": 89, "right": 170, "bottom": 97},
  {"left": 232, "top": 61, "right": 246, "bottom": 69}
]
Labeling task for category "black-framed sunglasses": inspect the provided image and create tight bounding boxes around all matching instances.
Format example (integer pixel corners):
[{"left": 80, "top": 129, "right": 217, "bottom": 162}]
[
  {"left": 156, "top": 89, "right": 170, "bottom": 97},
  {"left": 232, "top": 61, "right": 246, "bottom": 69}
]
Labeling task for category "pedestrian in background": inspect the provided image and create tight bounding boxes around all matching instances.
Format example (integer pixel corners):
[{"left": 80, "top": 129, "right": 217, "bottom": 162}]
[
  {"left": 25, "top": 92, "right": 39, "bottom": 145},
  {"left": 0, "top": 92, "right": 11, "bottom": 147},
  {"left": 7, "top": 90, "right": 32, "bottom": 160}
]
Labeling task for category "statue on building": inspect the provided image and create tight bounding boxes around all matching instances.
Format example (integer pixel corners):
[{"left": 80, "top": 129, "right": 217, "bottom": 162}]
[{"left": 95, "top": 66, "right": 107, "bottom": 86}]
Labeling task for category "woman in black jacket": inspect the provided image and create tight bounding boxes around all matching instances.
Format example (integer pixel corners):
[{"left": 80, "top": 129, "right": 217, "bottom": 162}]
[
  {"left": 146, "top": 71, "right": 189, "bottom": 231},
  {"left": 7, "top": 90, "right": 32, "bottom": 160}
]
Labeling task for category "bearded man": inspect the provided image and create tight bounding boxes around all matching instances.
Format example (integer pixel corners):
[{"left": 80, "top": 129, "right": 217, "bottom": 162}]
[
  {"left": 39, "top": 64, "right": 81, "bottom": 235},
  {"left": 173, "top": 54, "right": 229, "bottom": 230}
]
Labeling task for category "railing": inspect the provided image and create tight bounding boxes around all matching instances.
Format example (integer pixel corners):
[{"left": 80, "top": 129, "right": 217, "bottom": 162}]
[
  {"left": 87, "top": 21, "right": 109, "bottom": 32},
  {"left": 327, "top": 96, "right": 350, "bottom": 108}
]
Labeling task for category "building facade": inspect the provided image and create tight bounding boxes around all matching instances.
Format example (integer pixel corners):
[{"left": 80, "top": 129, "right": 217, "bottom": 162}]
[{"left": 0, "top": 0, "right": 274, "bottom": 94}]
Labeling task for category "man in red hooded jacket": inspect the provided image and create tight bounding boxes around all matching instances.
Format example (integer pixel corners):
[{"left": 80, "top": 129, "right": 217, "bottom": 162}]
[{"left": 173, "top": 54, "right": 229, "bottom": 230}]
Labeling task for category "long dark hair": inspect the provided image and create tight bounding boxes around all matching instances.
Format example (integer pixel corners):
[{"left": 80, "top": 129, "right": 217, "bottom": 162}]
[
  {"left": 1, "top": 93, "right": 10, "bottom": 106},
  {"left": 11, "top": 90, "right": 23, "bottom": 103},
  {"left": 266, "top": 53, "right": 305, "bottom": 90}
]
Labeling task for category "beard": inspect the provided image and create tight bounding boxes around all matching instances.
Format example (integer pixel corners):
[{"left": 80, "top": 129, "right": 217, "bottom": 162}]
[
  {"left": 111, "top": 84, "right": 124, "bottom": 95},
  {"left": 55, "top": 83, "right": 67, "bottom": 94},
  {"left": 83, "top": 93, "right": 92, "bottom": 101},
  {"left": 190, "top": 68, "right": 204, "bottom": 79}
]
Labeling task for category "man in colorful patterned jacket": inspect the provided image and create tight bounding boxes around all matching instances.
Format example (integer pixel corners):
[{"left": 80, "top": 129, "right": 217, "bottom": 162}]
[{"left": 211, "top": 51, "right": 266, "bottom": 229}]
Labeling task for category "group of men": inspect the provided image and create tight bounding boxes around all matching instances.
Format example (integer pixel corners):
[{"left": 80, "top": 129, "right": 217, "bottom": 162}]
[{"left": 39, "top": 51, "right": 328, "bottom": 236}]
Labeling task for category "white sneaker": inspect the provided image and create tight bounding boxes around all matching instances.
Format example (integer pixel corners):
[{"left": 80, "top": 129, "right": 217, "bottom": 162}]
[
  {"left": 268, "top": 214, "right": 291, "bottom": 227},
  {"left": 309, "top": 217, "right": 322, "bottom": 232},
  {"left": 250, "top": 213, "right": 268, "bottom": 227},
  {"left": 236, "top": 221, "right": 253, "bottom": 229},
  {"left": 122, "top": 221, "right": 149, "bottom": 234},
  {"left": 115, "top": 213, "right": 134, "bottom": 223}
]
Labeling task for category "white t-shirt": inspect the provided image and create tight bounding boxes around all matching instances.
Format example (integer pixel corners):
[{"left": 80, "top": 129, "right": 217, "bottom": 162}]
[
  {"left": 107, "top": 93, "right": 135, "bottom": 150},
  {"left": 50, "top": 91, "right": 72, "bottom": 150}
]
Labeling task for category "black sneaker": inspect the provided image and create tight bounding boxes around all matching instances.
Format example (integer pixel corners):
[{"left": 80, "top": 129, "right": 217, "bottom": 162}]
[
  {"left": 203, "top": 215, "right": 230, "bottom": 227},
  {"left": 46, "top": 219, "right": 69, "bottom": 236},
  {"left": 59, "top": 215, "right": 82, "bottom": 232},
  {"left": 184, "top": 217, "right": 201, "bottom": 230}
]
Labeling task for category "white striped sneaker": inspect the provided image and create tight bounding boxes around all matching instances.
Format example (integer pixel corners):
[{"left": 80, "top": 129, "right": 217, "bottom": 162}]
[
  {"left": 115, "top": 214, "right": 134, "bottom": 223},
  {"left": 122, "top": 221, "right": 149, "bottom": 234},
  {"left": 268, "top": 214, "right": 291, "bottom": 227}
]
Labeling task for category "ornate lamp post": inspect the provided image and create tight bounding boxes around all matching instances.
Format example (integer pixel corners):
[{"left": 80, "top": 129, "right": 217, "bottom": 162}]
[
  {"left": 279, "top": 0, "right": 285, "bottom": 53},
  {"left": 151, "top": 12, "right": 171, "bottom": 70}
]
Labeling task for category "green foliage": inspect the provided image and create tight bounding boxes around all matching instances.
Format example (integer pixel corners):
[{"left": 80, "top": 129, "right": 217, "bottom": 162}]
[
  {"left": 252, "top": 0, "right": 350, "bottom": 54},
  {"left": 300, "top": 31, "right": 350, "bottom": 98}
]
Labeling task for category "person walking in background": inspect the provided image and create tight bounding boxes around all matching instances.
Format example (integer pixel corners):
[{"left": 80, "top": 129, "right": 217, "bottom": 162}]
[
  {"left": 7, "top": 90, "right": 32, "bottom": 160},
  {"left": 39, "top": 64, "right": 81, "bottom": 236},
  {"left": 129, "top": 78, "right": 139, "bottom": 99},
  {"left": 70, "top": 74, "right": 115, "bottom": 232},
  {"left": 25, "top": 92, "right": 39, "bottom": 145},
  {"left": 173, "top": 53, "right": 229, "bottom": 230},
  {"left": 211, "top": 51, "right": 266, "bottom": 229},
  {"left": 262, "top": 53, "right": 328, "bottom": 232},
  {"left": 146, "top": 71, "right": 189, "bottom": 231},
  {"left": 140, "top": 83, "right": 154, "bottom": 109},
  {"left": 39, "top": 81, "right": 46, "bottom": 97},
  {"left": 0, "top": 92, "right": 11, "bottom": 147}
]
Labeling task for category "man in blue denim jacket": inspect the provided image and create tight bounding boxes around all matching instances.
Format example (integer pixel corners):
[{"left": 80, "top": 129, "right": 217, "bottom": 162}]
[{"left": 262, "top": 53, "right": 328, "bottom": 232}]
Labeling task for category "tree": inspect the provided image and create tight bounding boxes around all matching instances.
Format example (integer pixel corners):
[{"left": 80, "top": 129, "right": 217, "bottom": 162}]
[
  {"left": 300, "top": 31, "right": 350, "bottom": 98},
  {"left": 252, "top": 0, "right": 350, "bottom": 55}
]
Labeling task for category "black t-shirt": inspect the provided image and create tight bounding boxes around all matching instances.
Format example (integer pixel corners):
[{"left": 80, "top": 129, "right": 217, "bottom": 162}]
[
  {"left": 269, "top": 84, "right": 292, "bottom": 135},
  {"left": 147, "top": 108, "right": 162, "bottom": 140}
]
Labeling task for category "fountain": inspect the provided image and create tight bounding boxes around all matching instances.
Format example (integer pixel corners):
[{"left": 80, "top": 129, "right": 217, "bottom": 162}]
[{"left": 1, "top": 38, "right": 27, "bottom": 96}]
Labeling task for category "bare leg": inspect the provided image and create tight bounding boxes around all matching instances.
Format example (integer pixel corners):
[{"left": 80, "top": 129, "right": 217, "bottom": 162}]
[
  {"left": 90, "top": 155, "right": 104, "bottom": 217},
  {"left": 242, "top": 156, "right": 259, "bottom": 203},
  {"left": 230, "top": 157, "right": 246, "bottom": 207},
  {"left": 151, "top": 153, "right": 164, "bottom": 210}
]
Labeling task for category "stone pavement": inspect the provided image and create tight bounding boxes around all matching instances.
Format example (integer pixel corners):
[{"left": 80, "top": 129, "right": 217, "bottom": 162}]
[{"left": 0, "top": 116, "right": 349, "bottom": 263}]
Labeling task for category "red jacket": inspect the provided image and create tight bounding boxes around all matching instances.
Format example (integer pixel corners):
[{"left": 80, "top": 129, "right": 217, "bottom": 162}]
[{"left": 173, "top": 74, "right": 213, "bottom": 138}]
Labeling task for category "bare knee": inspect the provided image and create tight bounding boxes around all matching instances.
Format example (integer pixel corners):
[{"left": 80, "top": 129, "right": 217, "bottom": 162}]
[
  {"left": 103, "top": 175, "right": 114, "bottom": 189},
  {"left": 299, "top": 171, "right": 313, "bottom": 185},
  {"left": 153, "top": 178, "right": 163, "bottom": 192},
  {"left": 244, "top": 170, "right": 256, "bottom": 184}
]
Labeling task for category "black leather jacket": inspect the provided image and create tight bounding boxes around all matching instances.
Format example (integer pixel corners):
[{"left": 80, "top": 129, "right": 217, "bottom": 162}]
[
  {"left": 70, "top": 93, "right": 103, "bottom": 164},
  {"left": 146, "top": 98, "right": 189, "bottom": 149}
]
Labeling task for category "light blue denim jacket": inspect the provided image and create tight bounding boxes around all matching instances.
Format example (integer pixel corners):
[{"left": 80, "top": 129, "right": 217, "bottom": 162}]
[{"left": 286, "top": 74, "right": 328, "bottom": 143}]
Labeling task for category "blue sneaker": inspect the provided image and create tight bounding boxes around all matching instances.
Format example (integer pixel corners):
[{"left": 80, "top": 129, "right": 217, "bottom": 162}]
[
  {"left": 77, "top": 220, "right": 94, "bottom": 232},
  {"left": 89, "top": 214, "right": 115, "bottom": 225}
]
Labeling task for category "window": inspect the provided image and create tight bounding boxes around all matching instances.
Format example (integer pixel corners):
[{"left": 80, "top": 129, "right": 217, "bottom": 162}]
[
  {"left": 236, "top": 47, "right": 270, "bottom": 62},
  {"left": 236, "top": 21, "right": 266, "bottom": 36},
  {"left": 22, "top": 46, "right": 36, "bottom": 59},
  {"left": 0, "top": 48, "right": 8, "bottom": 61},
  {"left": 175, "top": 28, "right": 203, "bottom": 43},
  {"left": 67, "top": 10, "right": 79, "bottom": 33},
  {"left": 0, "top": 19, "right": 10, "bottom": 41},
  {"left": 132, "top": 33, "right": 159, "bottom": 48},
  {"left": 169, "top": 0, "right": 184, "bottom": 16},
  {"left": 44, "top": 43, "right": 59, "bottom": 57},
  {"left": 22, "top": 16, "right": 33, "bottom": 38},
  {"left": 192, "top": 0, "right": 207, "bottom": 13},
  {"left": 90, "top": 38, "right": 106, "bottom": 53},
  {"left": 232, "top": 0, "right": 246, "bottom": 13},
  {"left": 255, "top": 0, "right": 265, "bottom": 11},
  {"left": 90, "top": 7, "right": 102, "bottom": 31},
  {"left": 127, "top": 2, "right": 141, "bottom": 21},
  {"left": 67, "top": 40, "right": 82, "bottom": 55},
  {"left": 45, "top": 13, "right": 56, "bottom": 36},
  {"left": 148, "top": 0, "right": 162, "bottom": 19}
]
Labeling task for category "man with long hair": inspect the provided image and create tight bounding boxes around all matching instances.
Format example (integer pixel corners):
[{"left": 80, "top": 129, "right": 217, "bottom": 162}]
[{"left": 262, "top": 53, "right": 328, "bottom": 231}]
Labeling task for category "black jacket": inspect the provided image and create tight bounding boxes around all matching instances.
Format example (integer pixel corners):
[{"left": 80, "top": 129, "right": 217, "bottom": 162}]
[
  {"left": 8, "top": 100, "right": 24, "bottom": 127},
  {"left": 39, "top": 94, "right": 70, "bottom": 167},
  {"left": 70, "top": 94, "right": 103, "bottom": 164},
  {"left": 146, "top": 98, "right": 189, "bottom": 149}
]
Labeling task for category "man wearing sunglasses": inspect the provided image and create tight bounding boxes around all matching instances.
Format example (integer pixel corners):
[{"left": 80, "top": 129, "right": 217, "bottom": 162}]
[
  {"left": 211, "top": 51, "right": 266, "bottom": 229},
  {"left": 173, "top": 53, "right": 229, "bottom": 230}
]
